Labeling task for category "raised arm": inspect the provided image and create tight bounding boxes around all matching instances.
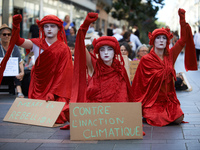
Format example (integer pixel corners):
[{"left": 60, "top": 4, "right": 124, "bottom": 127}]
[
  {"left": 13, "top": 14, "right": 33, "bottom": 50},
  {"left": 171, "top": 8, "right": 187, "bottom": 63},
  {"left": 78, "top": 12, "right": 98, "bottom": 76},
  {"left": 172, "top": 8, "right": 197, "bottom": 70}
]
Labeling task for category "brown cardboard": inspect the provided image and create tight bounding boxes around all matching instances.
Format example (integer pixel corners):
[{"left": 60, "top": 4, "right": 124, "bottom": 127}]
[
  {"left": 122, "top": 55, "right": 131, "bottom": 82},
  {"left": 130, "top": 61, "right": 140, "bottom": 81},
  {"left": 70, "top": 102, "right": 143, "bottom": 140},
  {"left": 3, "top": 98, "right": 65, "bottom": 127}
]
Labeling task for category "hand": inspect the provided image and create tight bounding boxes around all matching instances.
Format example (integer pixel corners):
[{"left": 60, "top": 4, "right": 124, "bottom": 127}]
[
  {"left": 86, "top": 12, "right": 98, "bottom": 24},
  {"left": 178, "top": 8, "right": 186, "bottom": 25},
  {"left": 13, "top": 14, "right": 22, "bottom": 27},
  {"left": 12, "top": 14, "right": 25, "bottom": 46},
  {"left": 46, "top": 93, "right": 55, "bottom": 102},
  {"left": 16, "top": 72, "right": 24, "bottom": 81},
  {"left": 81, "top": 12, "right": 98, "bottom": 29}
]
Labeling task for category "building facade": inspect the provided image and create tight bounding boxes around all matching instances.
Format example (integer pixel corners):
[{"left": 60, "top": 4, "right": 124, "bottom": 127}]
[
  {"left": 166, "top": 0, "right": 200, "bottom": 34},
  {"left": 0, "top": 0, "right": 125, "bottom": 38}
]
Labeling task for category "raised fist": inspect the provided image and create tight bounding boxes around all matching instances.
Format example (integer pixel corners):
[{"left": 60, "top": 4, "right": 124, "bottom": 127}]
[
  {"left": 13, "top": 14, "right": 22, "bottom": 25},
  {"left": 86, "top": 12, "right": 98, "bottom": 23},
  {"left": 81, "top": 12, "right": 98, "bottom": 29},
  {"left": 178, "top": 8, "right": 186, "bottom": 24}
]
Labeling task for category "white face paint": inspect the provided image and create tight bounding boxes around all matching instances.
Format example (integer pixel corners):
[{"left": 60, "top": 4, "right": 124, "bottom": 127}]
[
  {"left": 43, "top": 23, "right": 59, "bottom": 38},
  {"left": 154, "top": 35, "right": 167, "bottom": 50},
  {"left": 99, "top": 45, "right": 115, "bottom": 66}
]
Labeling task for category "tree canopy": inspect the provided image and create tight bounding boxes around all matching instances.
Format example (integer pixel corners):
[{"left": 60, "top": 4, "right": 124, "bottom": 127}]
[{"left": 104, "top": 0, "right": 165, "bottom": 43}]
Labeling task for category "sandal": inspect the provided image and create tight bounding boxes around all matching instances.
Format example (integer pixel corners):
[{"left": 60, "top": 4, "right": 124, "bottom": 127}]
[{"left": 17, "top": 92, "right": 24, "bottom": 98}]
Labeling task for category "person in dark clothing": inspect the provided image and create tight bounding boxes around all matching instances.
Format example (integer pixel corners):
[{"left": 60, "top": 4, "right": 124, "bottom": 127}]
[
  {"left": 107, "top": 23, "right": 113, "bottom": 36},
  {"left": 28, "top": 18, "right": 39, "bottom": 39}
]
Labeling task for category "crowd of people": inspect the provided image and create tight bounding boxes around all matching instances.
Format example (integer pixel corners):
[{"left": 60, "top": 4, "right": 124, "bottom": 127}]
[{"left": 0, "top": 8, "right": 198, "bottom": 128}]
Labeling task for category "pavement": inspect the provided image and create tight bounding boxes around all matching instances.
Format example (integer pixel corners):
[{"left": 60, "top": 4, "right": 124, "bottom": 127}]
[{"left": 0, "top": 53, "right": 200, "bottom": 150}]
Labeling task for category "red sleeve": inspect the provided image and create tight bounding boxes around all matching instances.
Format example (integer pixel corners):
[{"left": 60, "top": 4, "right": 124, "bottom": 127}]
[{"left": 170, "top": 41, "right": 184, "bottom": 65}]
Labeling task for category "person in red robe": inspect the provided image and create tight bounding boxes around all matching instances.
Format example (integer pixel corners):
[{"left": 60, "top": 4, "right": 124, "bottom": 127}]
[
  {"left": 61, "top": 12, "right": 135, "bottom": 130},
  {"left": 70, "top": 12, "right": 133, "bottom": 104},
  {"left": 11, "top": 14, "right": 73, "bottom": 124},
  {"left": 132, "top": 8, "right": 197, "bottom": 126}
]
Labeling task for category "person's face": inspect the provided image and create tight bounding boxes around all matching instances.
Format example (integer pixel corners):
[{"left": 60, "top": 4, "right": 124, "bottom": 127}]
[
  {"left": 69, "top": 47, "right": 75, "bottom": 55},
  {"left": 120, "top": 45, "right": 128, "bottom": 56},
  {"left": 0, "top": 29, "right": 11, "bottom": 43},
  {"left": 138, "top": 46, "right": 148, "bottom": 58},
  {"left": 99, "top": 45, "right": 114, "bottom": 66},
  {"left": 43, "top": 24, "right": 59, "bottom": 38},
  {"left": 154, "top": 35, "right": 167, "bottom": 50},
  {"left": 70, "top": 28, "right": 74, "bottom": 34},
  {"left": 65, "top": 15, "right": 70, "bottom": 22}
]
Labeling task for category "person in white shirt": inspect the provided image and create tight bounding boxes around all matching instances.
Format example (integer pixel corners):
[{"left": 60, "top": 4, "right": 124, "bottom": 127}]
[
  {"left": 194, "top": 27, "right": 200, "bottom": 67},
  {"left": 112, "top": 28, "right": 123, "bottom": 41}
]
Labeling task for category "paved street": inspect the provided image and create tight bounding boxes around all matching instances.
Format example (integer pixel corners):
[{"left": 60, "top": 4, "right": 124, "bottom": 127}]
[{"left": 0, "top": 53, "right": 200, "bottom": 150}]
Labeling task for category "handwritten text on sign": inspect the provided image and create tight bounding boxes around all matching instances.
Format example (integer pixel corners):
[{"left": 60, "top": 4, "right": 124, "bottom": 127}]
[
  {"left": 0, "top": 57, "right": 19, "bottom": 76},
  {"left": 70, "top": 103, "right": 143, "bottom": 140},
  {"left": 3, "top": 98, "right": 65, "bottom": 127}
]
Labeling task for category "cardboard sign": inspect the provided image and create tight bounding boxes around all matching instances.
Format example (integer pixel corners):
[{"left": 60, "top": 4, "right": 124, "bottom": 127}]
[
  {"left": 130, "top": 61, "right": 140, "bottom": 81},
  {"left": 122, "top": 55, "right": 131, "bottom": 82},
  {"left": 3, "top": 98, "right": 65, "bottom": 127},
  {"left": 0, "top": 57, "right": 19, "bottom": 76},
  {"left": 70, "top": 102, "right": 143, "bottom": 140}
]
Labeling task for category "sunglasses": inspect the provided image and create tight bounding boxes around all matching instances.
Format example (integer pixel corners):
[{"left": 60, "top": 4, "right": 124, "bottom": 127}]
[{"left": 2, "top": 33, "right": 11, "bottom": 36}]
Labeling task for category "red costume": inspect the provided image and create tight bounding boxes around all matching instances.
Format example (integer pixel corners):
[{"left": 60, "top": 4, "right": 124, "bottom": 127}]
[
  {"left": 71, "top": 13, "right": 133, "bottom": 103},
  {"left": 132, "top": 9, "right": 197, "bottom": 126},
  {"left": 61, "top": 13, "right": 133, "bottom": 130},
  {"left": 0, "top": 16, "right": 21, "bottom": 84},
  {"left": 12, "top": 15, "right": 73, "bottom": 124}
]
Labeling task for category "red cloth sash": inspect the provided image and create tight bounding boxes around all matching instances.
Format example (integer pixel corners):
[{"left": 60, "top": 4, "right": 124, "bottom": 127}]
[{"left": 28, "top": 39, "right": 73, "bottom": 100}]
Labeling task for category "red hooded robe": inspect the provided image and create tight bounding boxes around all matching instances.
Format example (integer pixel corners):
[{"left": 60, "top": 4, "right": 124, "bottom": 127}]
[
  {"left": 28, "top": 15, "right": 73, "bottom": 124},
  {"left": 132, "top": 9, "right": 197, "bottom": 126},
  {"left": 70, "top": 13, "right": 133, "bottom": 104}
]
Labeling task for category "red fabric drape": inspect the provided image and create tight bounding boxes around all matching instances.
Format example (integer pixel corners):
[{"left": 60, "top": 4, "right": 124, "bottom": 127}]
[
  {"left": 184, "top": 24, "right": 197, "bottom": 71},
  {"left": 0, "top": 16, "right": 22, "bottom": 84},
  {"left": 132, "top": 9, "right": 197, "bottom": 126},
  {"left": 132, "top": 48, "right": 184, "bottom": 126},
  {"left": 60, "top": 12, "right": 134, "bottom": 130},
  {"left": 29, "top": 38, "right": 73, "bottom": 124},
  {"left": 28, "top": 39, "right": 73, "bottom": 100}
]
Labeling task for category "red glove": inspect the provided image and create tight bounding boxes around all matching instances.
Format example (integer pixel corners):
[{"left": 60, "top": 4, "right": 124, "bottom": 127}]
[
  {"left": 178, "top": 8, "right": 188, "bottom": 46},
  {"left": 80, "top": 12, "right": 98, "bottom": 30},
  {"left": 178, "top": 8, "right": 186, "bottom": 26},
  {"left": 46, "top": 93, "right": 55, "bottom": 102},
  {"left": 12, "top": 14, "right": 25, "bottom": 46}
]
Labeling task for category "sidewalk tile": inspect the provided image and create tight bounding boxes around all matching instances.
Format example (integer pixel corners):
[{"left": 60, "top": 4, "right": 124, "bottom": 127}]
[
  {"left": 0, "top": 138, "right": 27, "bottom": 143},
  {"left": 132, "top": 139, "right": 166, "bottom": 144},
  {"left": 113, "top": 143, "right": 151, "bottom": 150},
  {"left": 186, "top": 142, "right": 200, "bottom": 150},
  {"left": 166, "top": 139, "right": 198, "bottom": 144},
  {"left": 75, "top": 143, "right": 115, "bottom": 150},
  {"left": 26, "top": 139, "right": 63, "bottom": 143},
  {"left": 15, "top": 132, "right": 53, "bottom": 139},
  {"left": 152, "top": 132, "right": 184, "bottom": 140},
  {"left": 0, "top": 143, "right": 41, "bottom": 150},
  {"left": 62, "top": 140, "right": 97, "bottom": 143},
  {"left": 151, "top": 143, "right": 186, "bottom": 150},
  {"left": 39, "top": 143, "right": 78, "bottom": 148}
]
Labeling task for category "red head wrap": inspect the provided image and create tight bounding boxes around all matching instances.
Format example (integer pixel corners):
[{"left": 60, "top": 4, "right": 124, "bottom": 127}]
[
  {"left": 148, "top": 27, "right": 173, "bottom": 52},
  {"left": 36, "top": 15, "right": 67, "bottom": 43},
  {"left": 92, "top": 36, "right": 124, "bottom": 65}
]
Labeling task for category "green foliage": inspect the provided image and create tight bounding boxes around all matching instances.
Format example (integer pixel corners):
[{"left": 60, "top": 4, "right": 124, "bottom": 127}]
[
  {"left": 105, "top": 0, "right": 165, "bottom": 43},
  {"left": 155, "top": 20, "right": 166, "bottom": 28}
]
